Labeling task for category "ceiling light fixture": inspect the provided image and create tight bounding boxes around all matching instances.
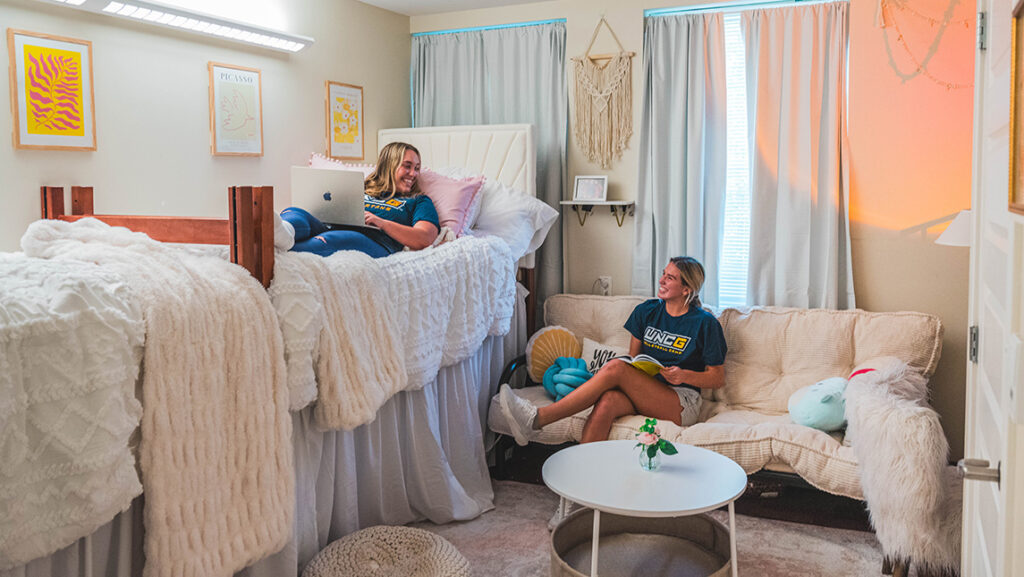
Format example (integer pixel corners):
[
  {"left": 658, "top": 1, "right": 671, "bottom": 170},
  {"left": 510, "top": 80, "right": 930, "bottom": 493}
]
[{"left": 35, "top": 0, "right": 314, "bottom": 53}]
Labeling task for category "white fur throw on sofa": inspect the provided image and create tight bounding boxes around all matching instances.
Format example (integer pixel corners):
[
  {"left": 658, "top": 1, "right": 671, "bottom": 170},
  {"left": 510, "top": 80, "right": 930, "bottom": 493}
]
[{"left": 845, "top": 357, "right": 962, "bottom": 575}]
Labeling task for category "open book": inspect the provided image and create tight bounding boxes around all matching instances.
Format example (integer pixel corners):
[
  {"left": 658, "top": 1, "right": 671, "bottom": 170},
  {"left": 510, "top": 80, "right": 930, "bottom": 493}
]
[{"left": 612, "top": 354, "right": 664, "bottom": 377}]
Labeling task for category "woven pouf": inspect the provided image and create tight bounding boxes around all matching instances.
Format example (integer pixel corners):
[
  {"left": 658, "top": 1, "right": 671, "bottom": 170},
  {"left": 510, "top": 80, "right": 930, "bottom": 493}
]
[{"left": 302, "top": 525, "right": 471, "bottom": 577}]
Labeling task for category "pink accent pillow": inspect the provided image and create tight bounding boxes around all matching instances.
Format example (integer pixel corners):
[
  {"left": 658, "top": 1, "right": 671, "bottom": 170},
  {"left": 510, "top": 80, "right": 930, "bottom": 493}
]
[
  {"left": 308, "top": 152, "right": 375, "bottom": 178},
  {"left": 417, "top": 169, "right": 485, "bottom": 237}
]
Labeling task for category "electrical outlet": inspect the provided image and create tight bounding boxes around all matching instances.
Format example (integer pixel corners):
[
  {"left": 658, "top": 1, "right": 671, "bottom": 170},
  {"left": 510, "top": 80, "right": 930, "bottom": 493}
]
[{"left": 597, "top": 276, "right": 612, "bottom": 296}]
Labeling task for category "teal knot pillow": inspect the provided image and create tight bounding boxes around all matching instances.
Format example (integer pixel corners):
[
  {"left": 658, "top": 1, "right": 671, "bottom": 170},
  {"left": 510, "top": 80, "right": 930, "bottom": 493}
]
[
  {"left": 541, "top": 357, "right": 593, "bottom": 401},
  {"left": 788, "top": 377, "right": 848, "bottom": 432}
]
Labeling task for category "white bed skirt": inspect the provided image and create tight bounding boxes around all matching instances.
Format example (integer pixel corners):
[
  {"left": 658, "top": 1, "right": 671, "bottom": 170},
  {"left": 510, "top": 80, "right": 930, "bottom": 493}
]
[{"left": 2, "top": 330, "right": 516, "bottom": 577}]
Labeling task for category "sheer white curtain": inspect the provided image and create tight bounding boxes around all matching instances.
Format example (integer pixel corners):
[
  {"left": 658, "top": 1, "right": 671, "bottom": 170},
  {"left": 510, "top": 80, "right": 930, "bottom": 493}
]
[
  {"left": 633, "top": 13, "right": 728, "bottom": 304},
  {"left": 742, "top": 2, "right": 855, "bottom": 308},
  {"left": 412, "top": 23, "right": 567, "bottom": 315}
]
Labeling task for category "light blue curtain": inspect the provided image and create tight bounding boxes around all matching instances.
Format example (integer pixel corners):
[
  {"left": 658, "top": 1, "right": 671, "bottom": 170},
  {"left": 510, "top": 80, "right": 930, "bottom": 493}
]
[
  {"left": 742, "top": 2, "right": 854, "bottom": 308},
  {"left": 412, "top": 23, "right": 567, "bottom": 316},
  {"left": 633, "top": 13, "right": 728, "bottom": 304}
]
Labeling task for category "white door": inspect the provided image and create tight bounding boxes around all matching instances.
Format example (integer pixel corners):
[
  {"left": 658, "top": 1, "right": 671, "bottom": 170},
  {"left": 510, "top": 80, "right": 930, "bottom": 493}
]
[{"left": 963, "top": 1, "right": 1024, "bottom": 575}]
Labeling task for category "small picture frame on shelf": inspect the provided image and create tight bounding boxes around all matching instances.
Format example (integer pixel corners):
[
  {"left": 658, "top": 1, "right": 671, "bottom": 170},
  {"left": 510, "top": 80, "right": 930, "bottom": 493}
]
[{"left": 573, "top": 175, "right": 608, "bottom": 202}]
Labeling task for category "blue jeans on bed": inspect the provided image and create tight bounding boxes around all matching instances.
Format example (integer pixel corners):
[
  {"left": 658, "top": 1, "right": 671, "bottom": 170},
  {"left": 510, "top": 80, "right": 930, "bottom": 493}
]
[{"left": 281, "top": 207, "right": 391, "bottom": 258}]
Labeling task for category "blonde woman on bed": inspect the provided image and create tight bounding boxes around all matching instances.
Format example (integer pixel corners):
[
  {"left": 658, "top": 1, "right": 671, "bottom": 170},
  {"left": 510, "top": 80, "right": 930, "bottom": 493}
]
[
  {"left": 281, "top": 142, "right": 440, "bottom": 258},
  {"left": 500, "top": 256, "right": 727, "bottom": 445}
]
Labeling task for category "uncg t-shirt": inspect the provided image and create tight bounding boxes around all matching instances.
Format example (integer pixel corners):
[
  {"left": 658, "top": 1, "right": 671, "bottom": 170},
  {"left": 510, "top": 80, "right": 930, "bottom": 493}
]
[
  {"left": 623, "top": 298, "right": 727, "bottom": 391},
  {"left": 362, "top": 194, "right": 440, "bottom": 253}
]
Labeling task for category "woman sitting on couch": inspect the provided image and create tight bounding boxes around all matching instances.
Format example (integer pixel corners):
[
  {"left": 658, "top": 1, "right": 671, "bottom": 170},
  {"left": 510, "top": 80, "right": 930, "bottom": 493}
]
[{"left": 500, "top": 256, "right": 727, "bottom": 444}]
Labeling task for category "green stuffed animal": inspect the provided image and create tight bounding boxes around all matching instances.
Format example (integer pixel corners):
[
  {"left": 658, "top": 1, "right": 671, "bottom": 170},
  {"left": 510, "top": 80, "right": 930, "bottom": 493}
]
[{"left": 787, "top": 377, "right": 848, "bottom": 432}]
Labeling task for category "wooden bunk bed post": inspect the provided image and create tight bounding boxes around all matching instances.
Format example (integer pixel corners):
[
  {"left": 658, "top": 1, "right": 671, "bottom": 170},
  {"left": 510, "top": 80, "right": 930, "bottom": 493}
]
[
  {"left": 40, "top": 186, "right": 64, "bottom": 219},
  {"left": 229, "top": 185, "right": 274, "bottom": 288},
  {"left": 71, "top": 186, "right": 94, "bottom": 216}
]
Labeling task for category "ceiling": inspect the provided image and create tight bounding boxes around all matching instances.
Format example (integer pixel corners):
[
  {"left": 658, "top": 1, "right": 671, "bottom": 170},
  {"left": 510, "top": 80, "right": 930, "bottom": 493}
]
[{"left": 356, "top": 0, "right": 547, "bottom": 17}]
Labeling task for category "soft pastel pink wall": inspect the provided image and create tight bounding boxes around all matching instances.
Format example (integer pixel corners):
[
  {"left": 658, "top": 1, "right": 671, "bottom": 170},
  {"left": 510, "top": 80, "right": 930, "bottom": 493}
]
[{"left": 847, "top": 0, "right": 975, "bottom": 460}]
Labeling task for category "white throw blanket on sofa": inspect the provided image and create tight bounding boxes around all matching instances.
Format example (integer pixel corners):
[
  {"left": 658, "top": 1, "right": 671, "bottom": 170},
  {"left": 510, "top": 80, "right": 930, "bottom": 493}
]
[
  {"left": 21, "top": 219, "right": 294, "bottom": 577},
  {"left": 0, "top": 253, "right": 143, "bottom": 571},
  {"left": 272, "top": 235, "right": 516, "bottom": 431}
]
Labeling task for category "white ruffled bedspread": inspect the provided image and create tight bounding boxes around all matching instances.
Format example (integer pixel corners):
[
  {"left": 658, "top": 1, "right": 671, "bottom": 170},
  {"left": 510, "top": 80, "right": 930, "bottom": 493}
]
[
  {"left": 271, "top": 235, "right": 516, "bottom": 430},
  {"left": 20, "top": 219, "right": 294, "bottom": 577},
  {"left": 0, "top": 253, "right": 144, "bottom": 571}
]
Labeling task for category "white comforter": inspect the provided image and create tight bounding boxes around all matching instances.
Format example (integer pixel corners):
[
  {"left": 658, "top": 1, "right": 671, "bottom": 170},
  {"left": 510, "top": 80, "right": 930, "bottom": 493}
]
[
  {"left": 0, "top": 253, "right": 143, "bottom": 571},
  {"left": 20, "top": 219, "right": 294, "bottom": 577},
  {"left": 271, "top": 235, "right": 516, "bottom": 430}
]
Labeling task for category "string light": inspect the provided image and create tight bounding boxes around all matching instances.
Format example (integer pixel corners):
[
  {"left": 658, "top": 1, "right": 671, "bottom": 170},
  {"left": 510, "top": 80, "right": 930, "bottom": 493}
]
[{"left": 880, "top": 0, "right": 973, "bottom": 90}]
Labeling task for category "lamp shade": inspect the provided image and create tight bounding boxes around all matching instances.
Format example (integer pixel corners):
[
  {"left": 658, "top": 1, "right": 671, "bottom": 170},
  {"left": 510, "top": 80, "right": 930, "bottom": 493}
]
[{"left": 935, "top": 210, "right": 972, "bottom": 247}]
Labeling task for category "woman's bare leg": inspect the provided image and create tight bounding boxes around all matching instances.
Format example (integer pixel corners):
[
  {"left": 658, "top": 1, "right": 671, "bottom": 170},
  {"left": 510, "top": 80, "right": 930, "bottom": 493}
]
[
  {"left": 581, "top": 390, "right": 635, "bottom": 443},
  {"left": 535, "top": 360, "right": 684, "bottom": 428}
]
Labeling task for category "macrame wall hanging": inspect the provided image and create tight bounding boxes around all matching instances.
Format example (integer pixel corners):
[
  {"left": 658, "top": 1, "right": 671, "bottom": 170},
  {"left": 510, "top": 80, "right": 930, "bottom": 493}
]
[{"left": 572, "top": 17, "right": 635, "bottom": 169}]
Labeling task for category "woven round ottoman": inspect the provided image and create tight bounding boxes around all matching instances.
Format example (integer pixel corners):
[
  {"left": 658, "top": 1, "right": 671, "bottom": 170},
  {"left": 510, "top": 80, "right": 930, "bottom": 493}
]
[{"left": 302, "top": 525, "right": 471, "bottom": 577}]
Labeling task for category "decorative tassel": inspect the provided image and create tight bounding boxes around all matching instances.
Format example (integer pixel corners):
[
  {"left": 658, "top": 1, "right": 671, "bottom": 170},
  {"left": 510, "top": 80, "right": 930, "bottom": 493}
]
[{"left": 572, "top": 53, "right": 633, "bottom": 169}]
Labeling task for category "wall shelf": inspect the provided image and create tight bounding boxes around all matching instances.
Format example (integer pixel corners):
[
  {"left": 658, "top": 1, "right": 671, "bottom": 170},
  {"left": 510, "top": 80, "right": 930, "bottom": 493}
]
[{"left": 560, "top": 201, "right": 635, "bottom": 227}]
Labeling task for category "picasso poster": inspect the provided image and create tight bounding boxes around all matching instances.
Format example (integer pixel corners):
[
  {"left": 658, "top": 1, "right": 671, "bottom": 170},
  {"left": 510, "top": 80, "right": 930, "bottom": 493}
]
[
  {"left": 7, "top": 29, "right": 96, "bottom": 151},
  {"left": 208, "top": 62, "right": 263, "bottom": 156},
  {"left": 326, "top": 81, "right": 363, "bottom": 160}
]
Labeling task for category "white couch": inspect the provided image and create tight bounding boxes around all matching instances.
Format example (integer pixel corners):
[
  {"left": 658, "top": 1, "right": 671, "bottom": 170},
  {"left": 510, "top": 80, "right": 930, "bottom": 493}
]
[{"left": 488, "top": 294, "right": 945, "bottom": 500}]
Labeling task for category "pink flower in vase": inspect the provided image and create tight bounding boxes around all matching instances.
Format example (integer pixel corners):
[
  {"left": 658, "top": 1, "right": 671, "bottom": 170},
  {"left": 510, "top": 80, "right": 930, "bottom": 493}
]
[{"left": 637, "top": 432, "right": 659, "bottom": 446}]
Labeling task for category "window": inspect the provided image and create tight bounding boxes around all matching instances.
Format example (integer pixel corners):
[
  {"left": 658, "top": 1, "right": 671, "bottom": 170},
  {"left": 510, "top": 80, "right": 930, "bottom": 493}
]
[{"left": 718, "top": 12, "right": 750, "bottom": 309}]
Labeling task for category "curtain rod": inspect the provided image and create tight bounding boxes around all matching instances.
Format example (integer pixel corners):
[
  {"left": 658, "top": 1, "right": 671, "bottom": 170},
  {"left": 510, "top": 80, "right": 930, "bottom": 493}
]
[
  {"left": 412, "top": 18, "right": 566, "bottom": 37},
  {"left": 645, "top": 0, "right": 843, "bottom": 18}
]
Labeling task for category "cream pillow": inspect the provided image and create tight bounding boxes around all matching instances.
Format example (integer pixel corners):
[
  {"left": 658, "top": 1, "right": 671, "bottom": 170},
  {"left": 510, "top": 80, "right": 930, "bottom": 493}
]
[{"left": 580, "top": 337, "right": 629, "bottom": 374}]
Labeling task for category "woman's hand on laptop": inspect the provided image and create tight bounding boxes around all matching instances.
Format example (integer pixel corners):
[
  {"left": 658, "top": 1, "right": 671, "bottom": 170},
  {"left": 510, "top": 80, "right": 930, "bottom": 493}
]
[{"left": 364, "top": 211, "right": 384, "bottom": 228}]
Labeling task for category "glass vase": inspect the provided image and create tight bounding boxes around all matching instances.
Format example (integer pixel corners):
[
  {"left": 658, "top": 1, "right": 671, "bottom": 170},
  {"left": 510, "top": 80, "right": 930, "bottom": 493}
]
[{"left": 638, "top": 448, "right": 661, "bottom": 472}]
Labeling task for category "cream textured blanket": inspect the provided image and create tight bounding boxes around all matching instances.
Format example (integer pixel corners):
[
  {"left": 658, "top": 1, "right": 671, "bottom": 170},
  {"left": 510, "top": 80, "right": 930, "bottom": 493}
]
[
  {"left": 22, "top": 219, "right": 294, "bottom": 577},
  {"left": 0, "top": 253, "right": 143, "bottom": 570},
  {"left": 272, "top": 235, "right": 516, "bottom": 431}
]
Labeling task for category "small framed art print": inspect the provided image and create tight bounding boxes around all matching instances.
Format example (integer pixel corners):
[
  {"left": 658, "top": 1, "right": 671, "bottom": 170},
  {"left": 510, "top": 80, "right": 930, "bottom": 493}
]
[
  {"left": 208, "top": 62, "right": 263, "bottom": 156},
  {"left": 326, "top": 81, "right": 364, "bottom": 160},
  {"left": 7, "top": 29, "right": 96, "bottom": 151},
  {"left": 573, "top": 175, "right": 608, "bottom": 202}
]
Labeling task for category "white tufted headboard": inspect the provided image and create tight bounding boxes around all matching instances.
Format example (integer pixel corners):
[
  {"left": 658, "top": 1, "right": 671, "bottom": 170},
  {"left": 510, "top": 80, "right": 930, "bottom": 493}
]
[
  {"left": 378, "top": 124, "right": 538, "bottom": 268},
  {"left": 378, "top": 124, "right": 536, "bottom": 199}
]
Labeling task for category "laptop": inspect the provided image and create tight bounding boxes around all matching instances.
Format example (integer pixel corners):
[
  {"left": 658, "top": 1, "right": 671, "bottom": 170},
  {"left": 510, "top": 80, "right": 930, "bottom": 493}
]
[{"left": 290, "top": 166, "right": 367, "bottom": 226}]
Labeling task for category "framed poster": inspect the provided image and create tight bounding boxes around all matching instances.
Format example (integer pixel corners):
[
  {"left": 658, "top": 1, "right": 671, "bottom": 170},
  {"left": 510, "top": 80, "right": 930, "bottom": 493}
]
[
  {"left": 208, "top": 62, "right": 263, "bottom": 156},
  {"left": 7, "top": 29, "right": 96, "bottom": 151},
  {"left": 326, "top": 81, "right": 363, "bottom": 160},
  {"left": 1012, "top": 0, "right": 1024, "bottom": 214},
  {"left": 573, "top": 175, "right": 608, "bottom": 202}
]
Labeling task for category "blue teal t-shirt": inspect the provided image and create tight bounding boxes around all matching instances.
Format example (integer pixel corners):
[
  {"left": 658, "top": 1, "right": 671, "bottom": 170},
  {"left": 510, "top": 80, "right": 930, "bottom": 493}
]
[
  {"left": 623, "top": 299, "right": 727, "bottom": 391},
  {"left": 363, "top": 194, "right": 440, "bottom": 252}
]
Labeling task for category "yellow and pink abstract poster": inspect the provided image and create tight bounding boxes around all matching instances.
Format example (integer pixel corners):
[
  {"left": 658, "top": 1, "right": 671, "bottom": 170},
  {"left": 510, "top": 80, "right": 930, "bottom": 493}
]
[
  {"left": 327, "top": 81, "right": 363, "bottom": 160},
  {"left": 7, "top": 30, "right": 95, "bottom": 150}
]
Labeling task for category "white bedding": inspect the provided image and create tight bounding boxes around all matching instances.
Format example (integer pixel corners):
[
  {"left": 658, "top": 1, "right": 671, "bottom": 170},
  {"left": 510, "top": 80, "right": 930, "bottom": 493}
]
[
  {"left": 270, "top": 235, "right": 515, "bottom": 431},
  {"left": 0, "top": 253, "right": 143, "bottom": 571}
]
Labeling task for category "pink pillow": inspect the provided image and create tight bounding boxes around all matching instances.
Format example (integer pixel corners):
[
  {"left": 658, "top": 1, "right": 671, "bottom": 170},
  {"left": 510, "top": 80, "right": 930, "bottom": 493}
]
[
  {"left": 417, "top": 169, "right": 485, "bottom": 236},
  {"left": 309, "top": 152, "right": 375, "bottom": 178}
]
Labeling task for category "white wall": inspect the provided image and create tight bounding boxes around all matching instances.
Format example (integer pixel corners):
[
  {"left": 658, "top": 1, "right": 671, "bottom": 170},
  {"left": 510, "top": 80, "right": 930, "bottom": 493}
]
[
  {"left": 0, "top": 0, "right": 411, "bottom": 251},
  {"left": 411, "top": 0, "right": 974, "bottom": 460}
]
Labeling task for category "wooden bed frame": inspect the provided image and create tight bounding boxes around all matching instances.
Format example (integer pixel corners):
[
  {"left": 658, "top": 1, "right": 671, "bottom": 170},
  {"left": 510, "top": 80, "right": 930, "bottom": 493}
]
[{"left": 40, "top": 185, "right": 276, "bottom": 287}]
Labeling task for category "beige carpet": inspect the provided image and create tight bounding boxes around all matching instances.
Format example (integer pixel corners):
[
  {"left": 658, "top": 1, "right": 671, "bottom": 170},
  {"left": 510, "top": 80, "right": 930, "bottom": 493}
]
[{"left": 412, "top": 480, "right": 884, "bottom": 577}]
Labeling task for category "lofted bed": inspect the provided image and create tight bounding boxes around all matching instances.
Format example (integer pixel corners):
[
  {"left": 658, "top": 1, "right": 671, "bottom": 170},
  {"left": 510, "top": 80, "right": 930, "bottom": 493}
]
[{"left": 2, "top": 124, "right": 548, "bottom": 577}]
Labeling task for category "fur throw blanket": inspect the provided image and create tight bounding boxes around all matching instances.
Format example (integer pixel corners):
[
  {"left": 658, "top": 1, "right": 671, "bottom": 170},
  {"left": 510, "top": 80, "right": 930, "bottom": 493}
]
[
  {"left": 0, "top": 253, "right": 143, "bottom": 570},
  {"left": 22, "top": 219, "right": 294, "bottom": 577},
  {"left": 272, "top": 235, "right": 515, "bottom": 431},
  {"left": 845, "top": 357, "right": 962, "bottom": 575}
]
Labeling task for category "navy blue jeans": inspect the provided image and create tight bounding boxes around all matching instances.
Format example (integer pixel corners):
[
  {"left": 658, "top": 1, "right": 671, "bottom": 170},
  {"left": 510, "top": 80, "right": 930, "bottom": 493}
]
[{"left": 281, "top": 207, "right": 391, "bottom": 258}]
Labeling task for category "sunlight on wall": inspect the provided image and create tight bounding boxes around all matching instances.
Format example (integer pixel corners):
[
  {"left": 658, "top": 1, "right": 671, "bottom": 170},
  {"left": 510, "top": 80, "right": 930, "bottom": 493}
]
[
  {"left": 158, "top": 0, "right": 288, "bottom": 31},
  {"left": 847, "top": 0, "right": 975, "bottom": 232}
]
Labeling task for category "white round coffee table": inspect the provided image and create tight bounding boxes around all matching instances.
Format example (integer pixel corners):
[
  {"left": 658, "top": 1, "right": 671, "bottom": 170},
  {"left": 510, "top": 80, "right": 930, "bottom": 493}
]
[{"left": 542, "top": 440, "right": 747, "bottom": 577}]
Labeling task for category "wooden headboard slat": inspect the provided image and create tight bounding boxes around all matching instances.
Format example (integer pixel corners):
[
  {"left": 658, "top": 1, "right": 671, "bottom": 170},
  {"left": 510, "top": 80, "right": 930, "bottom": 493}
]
[{"left": 55, "top": 214, "right": 231, "bottom": 244}]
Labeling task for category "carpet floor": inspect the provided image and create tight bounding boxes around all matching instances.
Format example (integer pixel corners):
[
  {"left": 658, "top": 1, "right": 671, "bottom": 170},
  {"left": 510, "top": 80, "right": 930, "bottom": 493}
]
[{"left": 412, "top": 480, "right": 884, "bottom": 577}]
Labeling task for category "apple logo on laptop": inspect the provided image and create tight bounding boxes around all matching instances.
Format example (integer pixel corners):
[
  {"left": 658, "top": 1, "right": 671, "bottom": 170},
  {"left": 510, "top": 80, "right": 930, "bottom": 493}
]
[{"left": 323, "top": 191, "right": 331, "bottom": 201}]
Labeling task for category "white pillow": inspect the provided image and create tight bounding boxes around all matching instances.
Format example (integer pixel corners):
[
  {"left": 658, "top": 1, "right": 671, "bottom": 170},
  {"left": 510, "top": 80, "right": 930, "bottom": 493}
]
[
  {"left": 470, "top": 180, "right": 558, "bottom": 260},
  {"left": 309, "top": 152, "right": 375, "bottom": 178},
  {"left": 580, "top": 337, "right": 629, "bottom": 374}
]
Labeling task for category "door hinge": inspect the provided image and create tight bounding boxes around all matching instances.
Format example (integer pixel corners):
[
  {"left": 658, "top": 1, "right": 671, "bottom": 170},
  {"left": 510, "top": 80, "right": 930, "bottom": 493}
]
[
  {"left": 978, "top": 11, "right": 987, "bottom": 51},
  {"left": 970, "top": 325, "right": 979, "bottom": 363}
]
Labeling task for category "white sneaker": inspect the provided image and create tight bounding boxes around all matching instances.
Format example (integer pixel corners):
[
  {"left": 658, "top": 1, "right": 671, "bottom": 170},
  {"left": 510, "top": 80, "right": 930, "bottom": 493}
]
[{"left": 499, "top": 383, "right": 538, "bottom": 447}]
